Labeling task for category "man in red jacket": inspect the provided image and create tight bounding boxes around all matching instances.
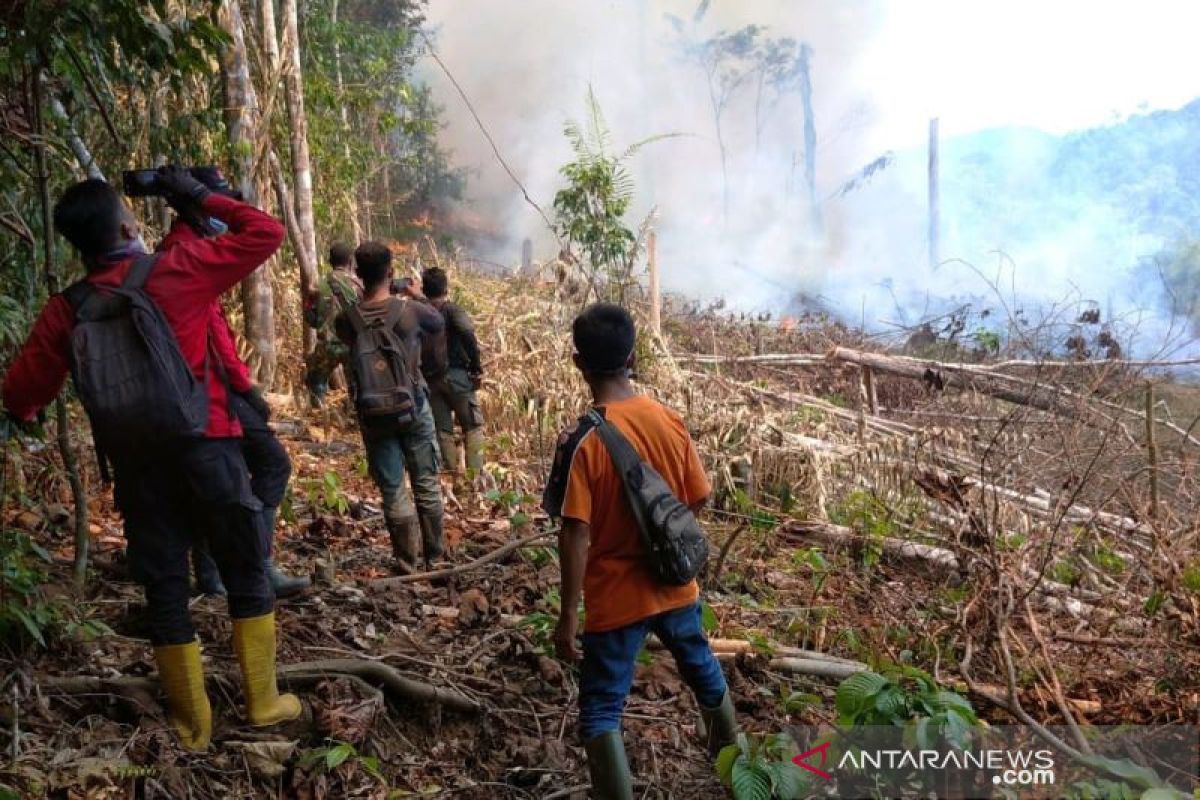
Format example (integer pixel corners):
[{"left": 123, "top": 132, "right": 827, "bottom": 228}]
[{"left": 2, "top": 171, "right": 299, "bottom": 751}]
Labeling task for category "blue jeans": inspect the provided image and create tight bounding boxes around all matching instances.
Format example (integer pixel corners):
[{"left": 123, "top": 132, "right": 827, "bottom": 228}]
[{"left": 579, "top": 602, "right": 727, "bottom": 740}]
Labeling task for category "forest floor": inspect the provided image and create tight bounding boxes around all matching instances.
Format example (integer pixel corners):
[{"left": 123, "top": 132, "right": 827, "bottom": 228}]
[{"left": 1, "top": 269, "right": 1197, "bottom": 799}]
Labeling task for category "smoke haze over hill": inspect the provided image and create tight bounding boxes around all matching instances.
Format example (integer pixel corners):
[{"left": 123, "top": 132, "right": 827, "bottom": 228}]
[{"left": 419, "top": 1, "right": 1200, "bottom": 352}]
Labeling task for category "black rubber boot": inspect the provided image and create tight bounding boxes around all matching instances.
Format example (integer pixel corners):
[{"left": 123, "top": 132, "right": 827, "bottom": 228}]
[
  {"left": 584, "top": 731, "right": 633, "bottom": 800},
  {"left": 699, "top": 690, "right": 740, "bottom": 757},
  {"left": 266, "top": 560, "right": 310, "bottom": 598},
  {"left": 419, "top": 511, "right": 445, "bottom": 567},
  {"left": 192, "top": 547, "right": 227, "bottom": 597}
]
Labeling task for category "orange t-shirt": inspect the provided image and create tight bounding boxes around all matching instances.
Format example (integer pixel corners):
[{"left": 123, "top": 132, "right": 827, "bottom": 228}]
[{"left": 543, "top": 395, "right": 711, "bottom": 633}]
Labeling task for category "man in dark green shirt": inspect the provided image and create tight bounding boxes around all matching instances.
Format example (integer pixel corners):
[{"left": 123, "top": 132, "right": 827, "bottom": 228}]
[{"left": 303, "top": 242, "right": 362, "bottom": 405}]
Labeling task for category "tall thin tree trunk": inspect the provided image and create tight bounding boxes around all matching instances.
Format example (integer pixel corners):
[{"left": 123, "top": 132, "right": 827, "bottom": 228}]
[
  {"left": 281, "top": 0, "right": 318, "bottom": 353},
  {"left": 798, "top": 44, "right": 819, "bottom": 234},
  {"left": 331, "top": 0, "right": 363, "bottom": 240},
  {"left": 31, "top": 70, "right": 89, "bottom": 587},
  {"left": 219, "top": 0, "right": 276, "bottom": 385}
]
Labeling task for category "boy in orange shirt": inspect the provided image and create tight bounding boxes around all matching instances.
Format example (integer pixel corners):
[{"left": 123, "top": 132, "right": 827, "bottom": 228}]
[{"left": 542, "top": 304, "right": 738, "bottom": 799}]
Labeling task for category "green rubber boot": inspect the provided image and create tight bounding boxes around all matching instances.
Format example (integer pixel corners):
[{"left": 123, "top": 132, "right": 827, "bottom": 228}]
[
  {"left": 584, "top": 731, "right": 633, "bottom": 800},
  {"left": 699, "top": 690, "right": 740, "bottom": 757}
]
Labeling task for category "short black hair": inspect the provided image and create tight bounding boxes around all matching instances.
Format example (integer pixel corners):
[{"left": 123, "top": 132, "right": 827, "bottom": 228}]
[
  {"left": 354, "top": 241, "right": 393, "bottom": 289},
  {"left": 53, "top": 179, "right": 125, "bottom": 256},
  {"left": 573, "top": 303, "right": 636, "bottom": 375},
  {"left": 422, "top": 267, "right": 448, "bottom": 299},
  {"left": 330, "top": 241, "right": 353, "bottom": 268}
]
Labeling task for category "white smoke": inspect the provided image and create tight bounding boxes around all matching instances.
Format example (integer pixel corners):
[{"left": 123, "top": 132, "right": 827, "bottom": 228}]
[{"left": 418, "top": 0, "right": 1200, "bottom": 349}]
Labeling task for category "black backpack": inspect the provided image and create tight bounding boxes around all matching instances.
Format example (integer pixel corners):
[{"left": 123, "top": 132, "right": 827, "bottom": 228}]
[
  {"left": 346, "top": 299, "right": 418, "bottom": 423},
  {"left": 63, "top": 253, "right": 209, "bottom": 452},
  {"left": 586, "top": 408, "right": 710, "bottom": 585}
]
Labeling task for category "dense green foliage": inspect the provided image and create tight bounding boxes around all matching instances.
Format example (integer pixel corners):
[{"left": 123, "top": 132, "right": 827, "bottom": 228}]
[{"left": 300, "top": 0, "right": 463, "bottom": 243}]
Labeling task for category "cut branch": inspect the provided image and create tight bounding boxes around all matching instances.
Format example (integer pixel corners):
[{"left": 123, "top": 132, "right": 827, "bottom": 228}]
[{"left": 369, "top": 530, "right": 554, "bottom": 588}]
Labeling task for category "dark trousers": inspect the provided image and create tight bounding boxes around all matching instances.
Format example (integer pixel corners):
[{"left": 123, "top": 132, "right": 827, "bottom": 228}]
[
  {"left": 428, "top": 368, "right": 484, "bottom": 436},
  {"left": 114, "top": 438, "right": 273, "bottom": 646},
  {"left": 230, "top": 393, "right": 291, "bottom": 510},
  {"left": 194, "top": 395, "right": 291, "bottom": 581}
]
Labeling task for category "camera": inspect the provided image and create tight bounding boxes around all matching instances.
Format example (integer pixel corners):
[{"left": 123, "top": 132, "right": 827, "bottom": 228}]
[{"left": 122, "top": 166, "right": 243, "bottom": 201}]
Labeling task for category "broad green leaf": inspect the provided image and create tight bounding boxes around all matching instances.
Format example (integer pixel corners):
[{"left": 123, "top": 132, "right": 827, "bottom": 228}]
[
  {"left": 765, "top": 760, "right": 809, "bottom": 800},
  {"left": 731, "top": 760, "right": 772, "bottom": 800},
  {"left": 715, "top": 744, "right": 740, "bottom": 786},
  {"left": 700, "top": 602, "right": 718, "bottom": 633},
  {"left": 835, "top": 671, "right": 889, "bottom": 721},
  {"left": 1081, "top": 754, "right": 1166, "bottom": 790},
  {"left": 1139, "top": 789, "right": 1188, "bottom": 800},
  {"left": 873, "top": 687, "right": 907, "bottom": 719}
]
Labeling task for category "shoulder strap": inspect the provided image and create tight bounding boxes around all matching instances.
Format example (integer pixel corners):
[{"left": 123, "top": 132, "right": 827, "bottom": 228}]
[
  {"left": 384, "top": 297, "right": 406, "bottom": 329},
  {"left": 586, "top": 408, "right": 644, "bottom": 478},
  {"left": 62, "top": 279, "right": 94, "bottom": 313},
  {"left": 122, "top": 253, "right": 160, "bottom": 290},
  {"left": 347, "top": 303, "right": 370, "bottom": 335}
]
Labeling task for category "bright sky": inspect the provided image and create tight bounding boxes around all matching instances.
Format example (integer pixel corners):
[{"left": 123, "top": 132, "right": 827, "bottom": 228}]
[{"left": 857, "top": 0, "right": 1200, "bottom": 149}]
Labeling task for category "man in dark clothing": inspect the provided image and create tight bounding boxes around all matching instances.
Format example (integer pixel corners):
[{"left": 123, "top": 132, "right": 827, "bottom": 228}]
[
  {"left": 194, "top": 304, "right": 311, "bottom": 598},
  {"left": 155, "top": 220, "right": 309, "bottom": 600},
  {"left": 419, "top": 267, "right": 487, "bottom": 483},
  {"left": 1, "top": 173, "right": 299, "bottom": 752},
  {"left": 336, "top": 242, "right": 446, "bottom": 573},
  {"left": 304, "top": 242, "right": 362, "bottom": 405}
]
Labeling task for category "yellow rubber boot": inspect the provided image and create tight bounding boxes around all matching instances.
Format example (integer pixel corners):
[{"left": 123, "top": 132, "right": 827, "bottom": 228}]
[
  {"left": 153, "top": 640, "right": 212, "bottom": 752},
  {"left": 231, "top": 612, "right": 302, "bottom": 727}
]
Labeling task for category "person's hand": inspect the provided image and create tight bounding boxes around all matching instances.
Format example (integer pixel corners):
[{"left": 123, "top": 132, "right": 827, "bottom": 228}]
[
  {"left": 240, "top": 385, "right": 271, "bottom": 422},
  {"left": 156, "top": 165, "right": 210, "bottom": 207},
  {"left": 403, "top": 271, "right": 424, "bottom": 300},
  {"left": 469, "top": 372, "right": 483, "bottom": 391},
  {"left": 553, "top": 614, "right": 580, "bottom": 662}
]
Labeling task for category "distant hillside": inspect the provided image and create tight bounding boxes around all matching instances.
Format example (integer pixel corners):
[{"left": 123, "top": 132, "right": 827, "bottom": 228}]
[{"left": 830, "top": 98, "right": 1200, "bottom": 340}]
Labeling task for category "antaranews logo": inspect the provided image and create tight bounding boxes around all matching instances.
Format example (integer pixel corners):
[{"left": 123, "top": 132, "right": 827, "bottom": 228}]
[{"left": 792, "top": 742, "right": 1057, "bottom": 788}]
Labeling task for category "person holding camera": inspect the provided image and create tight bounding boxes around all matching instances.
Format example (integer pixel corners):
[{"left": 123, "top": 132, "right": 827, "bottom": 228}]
[
  {"left": 1, "top": 168, "right": 299, "bottom": 751},
  {"left": 335, "top": 242, "right": 447, "bottom": 574}
]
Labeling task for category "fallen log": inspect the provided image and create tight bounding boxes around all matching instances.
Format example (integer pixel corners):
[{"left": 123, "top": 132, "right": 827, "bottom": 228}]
[
  {"left": 828, "top": 346, "right": 1200, "bottom": 447},
  {"left": 766, "top": 657, "right": 863, "bottom": 680},
  {"left": 781, "top": 519, "right": 961, "bottom": 570},
  {"left": 370, "top": 530, "right": 554, "bottom": 588},
  {"left": 41, "top": 658, "right": 479, "bottom": 715}
]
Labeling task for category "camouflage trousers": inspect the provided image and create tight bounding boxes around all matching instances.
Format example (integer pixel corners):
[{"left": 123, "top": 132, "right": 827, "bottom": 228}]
[{"left": 360, "top": 400, "right": 443, "bottom": 526}]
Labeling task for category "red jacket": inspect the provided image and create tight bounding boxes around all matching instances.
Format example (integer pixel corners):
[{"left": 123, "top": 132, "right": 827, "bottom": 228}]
[
  {"left": 2, "top": 193, "right": 282, "bottom": 437},
  {"left": 158, "top": 219, "right": 254, "bottom": 395}
]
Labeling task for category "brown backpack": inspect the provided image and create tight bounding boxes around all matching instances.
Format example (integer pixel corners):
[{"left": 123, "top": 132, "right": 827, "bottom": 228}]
[{"left": 345, "top": 299, "right": 417, "bottom": 423}]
